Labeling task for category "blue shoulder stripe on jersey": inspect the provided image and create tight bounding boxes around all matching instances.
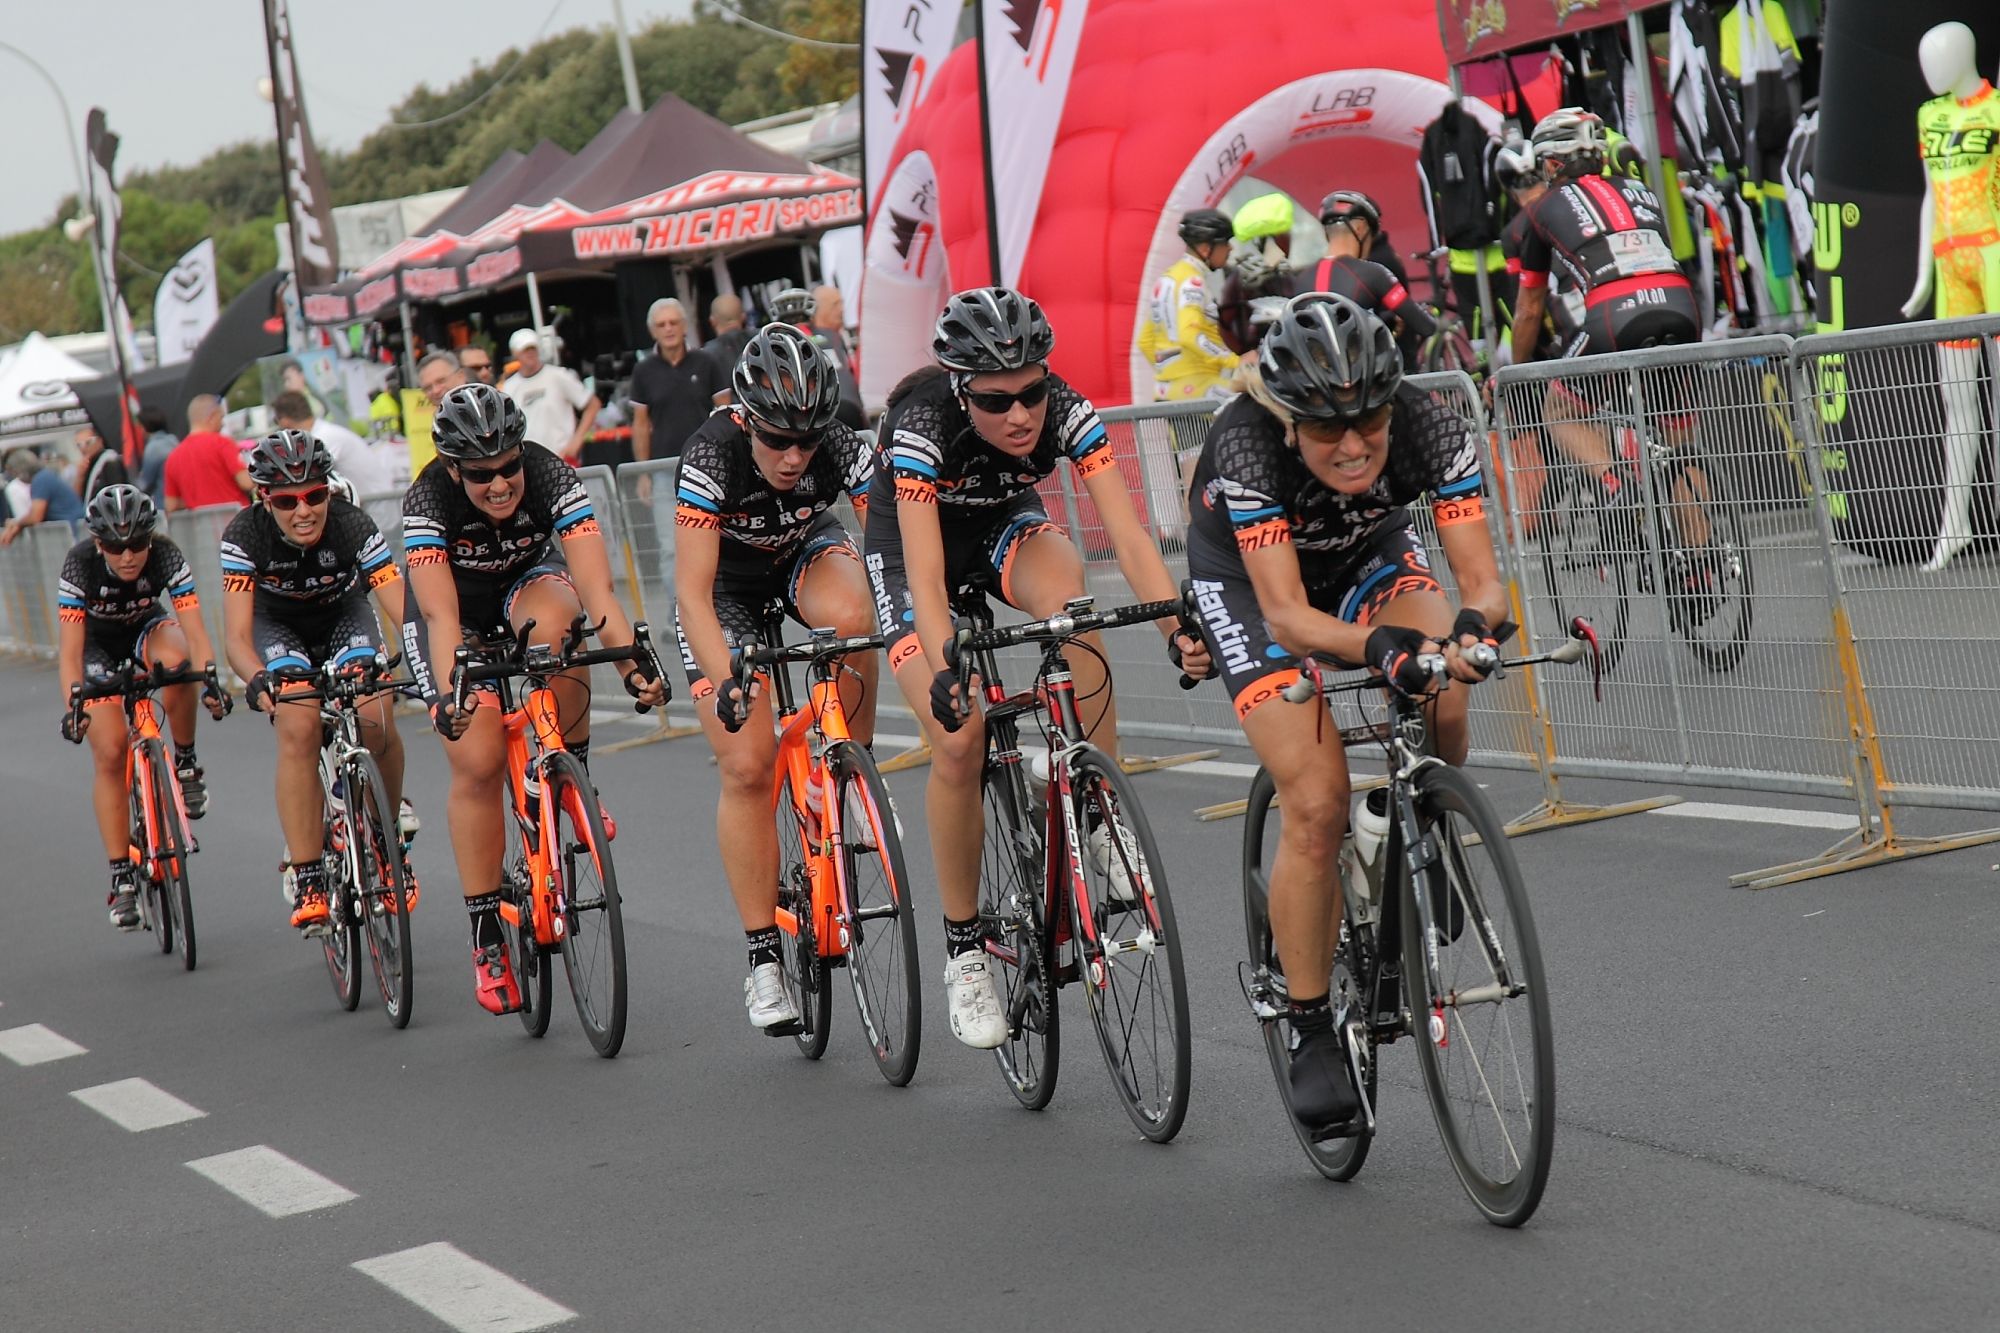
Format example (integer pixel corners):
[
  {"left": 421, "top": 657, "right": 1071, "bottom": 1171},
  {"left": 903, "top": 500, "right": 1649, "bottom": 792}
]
[
  {"left": 58, "top": 593, "right": 85, "bottom": 609},
  {"left": 404, "top": 532, "right": 448, "bottom": 549},
  {"left": 1231, "top": 504, "right": 1286, "bottom": 522},
  {"left": 1071, "top": 423, "right": 1108, "bottom": 457},
  {"left": 359, "top": 549, "right": 391, "bottom": 571},
  {"left": 168, "top": 577, "right": 197, "bottom": 596},
  {"left": 891, "top": 456, "right": 939, "bottom": 479},
  {"left": 554, "top": 505, "right": 593, "bottom": 532},
  {"left": 219, "top": 556, "right": 254, "bottom": 573},
  {"left": 674, "top": 487, "right": 720, "bottom": 512},
  {"left": 1436, "top": 474, "right": 1483, "bottom": 498}
]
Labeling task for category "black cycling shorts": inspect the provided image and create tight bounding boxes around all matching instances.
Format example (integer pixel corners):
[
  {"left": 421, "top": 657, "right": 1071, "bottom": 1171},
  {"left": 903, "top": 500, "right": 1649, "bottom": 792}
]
[
  {"left": 674, "top": 513, "right": 859, "bottom": 697},
  {"left": 1553, "top": 281, "right": 1700, "bottom": 420},
  {"left": 453, "top": 549, "right": 576, "bottom": 641},
  {"left": 1185, "top": 522, "right": 1442, "bottom": 721},
  {"left": 253, "top": 595, "right": 385, "bottom": 673},
  {"left": 863, "top": 488, "right": 1059, "bottom": 675},
  {"left": 81, "top": 613, "right": 176, "bottom": 698}
]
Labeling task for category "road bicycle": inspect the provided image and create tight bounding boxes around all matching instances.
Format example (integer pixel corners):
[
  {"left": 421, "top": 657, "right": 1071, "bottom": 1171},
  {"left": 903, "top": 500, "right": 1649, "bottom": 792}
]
[
  {"left": 726, "top": 614, "right": 921, "bottom": 1086},
  {"left": 1415, "top": 246, "right": 1492, "bottom": 379},
  {"left": 1536, "top": 387, "right": 1754, "bottom": 673},
  {"left": 1240, "top": 625, "right": 1594, "bottom": 1225},
  {"left": 270, "top": 657, "right": 418, "bottom": 1028},
  {"left": 452, "top": 615, "right": 667, "bottom": 1058},
  {"left": 949, "top": 590, "right": 1194, "bottom": 1142},
  {"left": 67, "top": 661, "right": 228, "bottom": 971}
]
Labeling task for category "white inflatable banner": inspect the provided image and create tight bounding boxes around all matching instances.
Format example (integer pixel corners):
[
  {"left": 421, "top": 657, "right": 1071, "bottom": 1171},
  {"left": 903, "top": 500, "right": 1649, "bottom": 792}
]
[
  {"left": 862, "top": 0, "right": 961, "bottom": 214},
  {"left": 979, "top": 0, "right": 1090, "bottom": 287},
  {"left": 859, "top": 151, "right": 949, "bottom": 411}
]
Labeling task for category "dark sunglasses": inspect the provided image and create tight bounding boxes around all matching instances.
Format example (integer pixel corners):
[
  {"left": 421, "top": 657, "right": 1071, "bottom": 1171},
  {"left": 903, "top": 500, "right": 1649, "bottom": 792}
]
[
  {"left": 461, "top": 361, "right": 493, "bottom": 374},
  {"left": 961, "top": 376, "right": 1051, "bottom": 415},
  {"left": 751, "top": 421, "right": 824, "bottom": 452},
  {"left": 97, "top": 536, "right": 153, "bottom": 556},
  {"left": 1301, "top": 403, "right": 1394, "bottom": 441},
  {"left": 265, "top": 485, "right": 332, "bottom": 512},
  {"left": 456, "top": 454, "right": 525, "bottom": 485}
]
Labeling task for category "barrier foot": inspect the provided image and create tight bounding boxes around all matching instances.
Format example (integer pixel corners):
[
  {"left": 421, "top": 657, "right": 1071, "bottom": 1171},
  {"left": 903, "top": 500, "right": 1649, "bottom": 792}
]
[
  {"left": 878, "top": 739, "right": 933, "bottom": 774},
  {"left": 1503, "top": 794, "right": 1682, "bottom": 839},
  {"left": 1119, "top": 748, "right": 1221, "bottom": 775},
  {"left": 1732, "top": 824, "right": 2000, "bottom": 891}
]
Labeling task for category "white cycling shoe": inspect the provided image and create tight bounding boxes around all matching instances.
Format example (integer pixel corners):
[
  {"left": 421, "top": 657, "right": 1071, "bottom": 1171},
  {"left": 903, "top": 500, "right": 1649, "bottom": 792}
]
[
  {"left": 744, "top": 961, "right": 801, "bottom": 1031},
  {"left": 1088, "top": 820, "right": 1148, "bottom": 905},
  {"left": 945, "top": 953, "right": 1008, "bottom": 1049}
]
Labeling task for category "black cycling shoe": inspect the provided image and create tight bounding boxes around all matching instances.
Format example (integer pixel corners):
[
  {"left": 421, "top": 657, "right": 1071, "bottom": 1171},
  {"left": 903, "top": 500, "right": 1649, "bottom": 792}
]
[
  {"left": 1288, "top": 1027, "right": 1360, "bottom": 1129},
  {"left": 177, "top": 762, "right": 209, "bottom": 820}
]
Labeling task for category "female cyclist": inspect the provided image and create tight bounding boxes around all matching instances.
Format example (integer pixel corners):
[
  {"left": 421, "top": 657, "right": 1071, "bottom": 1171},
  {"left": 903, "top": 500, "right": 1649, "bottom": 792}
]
[
  {"left": 1184, "top": 293, "right": 1507, "bottom": 1129},
  {"left": 866, "top": 286, "right": 1207, "bottom": 1050},
  {"left": 401, "top": 382, "right": 665, "bottom": 1015},
  {"left": 673, "top": 324, "right": 878, "bottom": 1035}
]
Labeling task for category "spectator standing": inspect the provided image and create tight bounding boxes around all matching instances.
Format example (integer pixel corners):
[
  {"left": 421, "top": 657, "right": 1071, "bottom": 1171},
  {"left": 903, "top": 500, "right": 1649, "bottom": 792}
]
[
  {"left": 0, "top": 447, "right": 86, "bottom": 546},
  {"left": 457, "top": 344, "right": 497, "bottom": 386},
  {"left": 501, "top": 328, "right": 600, "bottom": 461},
  {"left": 1140, "top": 208, "right": 1240, "bottom": 399},
  {"left": 706, "top": 294, "right": 752, "bottom": 368},
  {"left": 278, "top": 360, "right": 329, "bottom": 419},
  {"left": 270, "top": 389, "right": 399, "bottom": 496},
  {"left": 163, "top": 395, "right": 253, "bottom": 512},
  {"left": 806, "top": 285, "right": 867, "bottom": 428},
  {"left": 629, "top": 299, "right": 729, "bottom": 467},
  {"left": 416, "top": 350, "right": 468, "bottom": 409},
  {"left": 75, "top": 425, "right": 130, "bottom": 502},
  {"left": 135, "top": 407, "right": 178, "bottom": 505}
]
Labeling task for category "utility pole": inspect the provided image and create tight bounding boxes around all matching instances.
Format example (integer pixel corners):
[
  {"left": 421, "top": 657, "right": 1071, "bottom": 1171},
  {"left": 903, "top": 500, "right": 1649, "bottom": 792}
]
[{"left": 609, "top": 0, "right": 643, "bottom": 113}]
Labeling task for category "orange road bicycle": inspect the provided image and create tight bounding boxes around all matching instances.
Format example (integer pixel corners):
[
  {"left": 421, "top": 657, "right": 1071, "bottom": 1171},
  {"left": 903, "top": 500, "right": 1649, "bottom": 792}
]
[
  {"left": 67, "top": 662, "right": 229, "bottom": 972},
  {"left": 726, "top": 615, "right": 921, "bottom": 1086},
  {"left": 270, "top": 658, "right": 418, "bottom": 1028},
  {"left": 453, "top": 616, "right": 668, "bottom": 1058},
  {"left": 945, "top": 591, "right": 1196, "bottom": 1143}
]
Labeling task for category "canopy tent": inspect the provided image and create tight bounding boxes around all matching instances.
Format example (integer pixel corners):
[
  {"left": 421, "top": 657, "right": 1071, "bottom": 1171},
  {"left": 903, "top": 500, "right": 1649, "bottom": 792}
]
[
  {"left": 411, "top": 140, "right": 572, "bottom": 238},
  {"left": 1436, "top": 0, "right": 1671, "bottom": 65},
  {"left": 0, "top": 332, "right": 97, "bottom": 440}
]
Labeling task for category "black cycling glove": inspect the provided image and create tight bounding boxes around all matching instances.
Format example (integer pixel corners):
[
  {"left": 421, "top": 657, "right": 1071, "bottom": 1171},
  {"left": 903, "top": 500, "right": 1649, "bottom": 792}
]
[
  {"left": 200, "top": 673, "right": 234, "bottom": 718},
  {"left": 60, "top": 710, "right": 87, "bottom": 744},
  {"left": 1365, "top": 625, "right": 1436, "bottom": 699},
  {"left": 929, "top": 668, "right": 968, "bottom": 732},
  {"left": 430, "top": 697, "right": 467, "bottom": 741},
  {"left": 1451, "top": 608, "right": 1500, "bottom": 677},
  {"left": 244, "top": 670, "right": 276, "bottom": 714},
  {"left": 713, "top": 681, "right": 751, "bottom": 733}
]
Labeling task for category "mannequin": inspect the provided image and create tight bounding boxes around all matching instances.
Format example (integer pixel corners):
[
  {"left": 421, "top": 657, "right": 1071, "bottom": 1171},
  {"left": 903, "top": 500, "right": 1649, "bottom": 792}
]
[{"left": 1900, "top": 22, "right": 2000, "bottom": 571}]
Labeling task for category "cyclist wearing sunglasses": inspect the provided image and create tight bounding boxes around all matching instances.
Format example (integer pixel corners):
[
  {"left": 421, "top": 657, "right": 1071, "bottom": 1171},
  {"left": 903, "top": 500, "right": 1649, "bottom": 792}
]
[
  {"left": 1184, "top": 293, "right": 1507, "bottom": 1129},
  {"left": 672, "top": 323, "right": 879, "bottom": 1033},
  {"left": 220, "top": 430, "right": 414, "bottom": 935},
  {"left": 400, "top": 382, "right": 666, "bottom": 1015},
  {"left": 867, "top": 285, "right": 1208, "bottom": 1051},
  {"left": 57, "top": 484, "right": 230, "bottom": 931}
]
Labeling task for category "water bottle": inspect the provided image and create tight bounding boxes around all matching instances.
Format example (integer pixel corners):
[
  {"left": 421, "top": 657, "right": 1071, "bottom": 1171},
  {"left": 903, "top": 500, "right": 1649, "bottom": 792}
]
[{"left": 1350, "top": 788, "right": 1391, "bottom": 887}]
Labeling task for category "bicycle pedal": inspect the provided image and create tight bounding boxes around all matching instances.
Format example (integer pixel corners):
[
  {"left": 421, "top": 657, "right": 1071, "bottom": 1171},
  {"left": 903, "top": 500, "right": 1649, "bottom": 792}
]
[
  {"left": 1307, "top": 1116, "right": 1366, "bottom": 1143},
  {"left": 761, "top": 1019, "right": 805, "bottom": 1038}
]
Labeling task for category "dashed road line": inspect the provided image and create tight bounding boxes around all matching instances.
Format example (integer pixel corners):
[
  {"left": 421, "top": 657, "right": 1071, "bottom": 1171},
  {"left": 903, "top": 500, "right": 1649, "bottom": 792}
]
[
  {"left": 71, "top": 1077, "right": 206, "bottom": 1131},
  {"left": 0, "top": 1023, "right": 88, "bottom": 1065},
  {"left": 353, "top": 1243, "right": 576, "bottom": 1332},
  {"left": 1653, "top": 801, "right": 1857, "bottom": 831},
  {"left": 186, "top": 1145, "right": 357, "bottom": 1217}
]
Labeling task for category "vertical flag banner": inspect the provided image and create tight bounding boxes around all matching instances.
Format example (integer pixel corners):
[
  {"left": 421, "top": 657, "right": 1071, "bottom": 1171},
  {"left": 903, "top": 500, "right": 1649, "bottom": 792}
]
[
  {"left": 263, "top": 0, "right": 341, "bottom": 290},
  {"left": 977, "top": 0, "right": 1090, "bottom": 287},
  {"left": 84, "top": 108, "right": 144, "bottom": 467},
  {"left": 862, "top": 0, "right": 964, "bottom": 218},
  {"left": 152, "top": 238, "right": 221, "bottom": 367}
]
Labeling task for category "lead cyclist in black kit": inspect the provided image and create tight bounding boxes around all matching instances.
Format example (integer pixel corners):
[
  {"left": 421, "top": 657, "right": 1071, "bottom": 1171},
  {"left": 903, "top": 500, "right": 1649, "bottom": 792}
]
[{"left": 1185, "top": 293, "right": 1509, "bottom": 1127}]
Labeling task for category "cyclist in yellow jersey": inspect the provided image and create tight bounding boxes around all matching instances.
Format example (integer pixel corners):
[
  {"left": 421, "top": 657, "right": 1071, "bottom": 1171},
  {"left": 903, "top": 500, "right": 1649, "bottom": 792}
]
[
  {"left": 1911, "top": 79, "right": 2000, "bottom": 318},
  {"left": 1140, "top": 210, "right": 1239, "bottom": 401}
]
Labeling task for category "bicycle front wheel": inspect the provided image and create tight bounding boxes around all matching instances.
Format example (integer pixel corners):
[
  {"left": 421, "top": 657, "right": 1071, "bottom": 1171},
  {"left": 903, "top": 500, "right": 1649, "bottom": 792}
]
[
  {"left": 502, "top": 797, "right": 552, "bottom": 1038},
  {"left": 1068, "top": 746, "right": 1190, "bottom": 1142},
  {"left": 323, "top": 871, "right": 364, "bottom": 1012},
  {"left": 139, "top": 738, "right": 194, "bottom": 969},
  {"left": 347, "top": 753, "right": 413, "bottom": 1029},
  {"left": 547, "top": 752, "right": 626, "bottom": 1057},
  {"left": 978, "top": 752, "right": 1059, "bottom": 1109},
  {"left": 775, "top": 774, "right": 831, "bottom": 1059},
  {"left": 1401, "top": 764, "right": 1555, "bottom": 1227},
  {"left": 830, "top": 742, "right": 922, "bottom": 1087}
]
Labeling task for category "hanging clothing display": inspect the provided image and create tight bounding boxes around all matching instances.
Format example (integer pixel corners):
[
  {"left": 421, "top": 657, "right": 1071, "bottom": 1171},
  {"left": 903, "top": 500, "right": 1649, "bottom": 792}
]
[{"left": 1670, "top": 0, "right": 1745, "bottom": 170}]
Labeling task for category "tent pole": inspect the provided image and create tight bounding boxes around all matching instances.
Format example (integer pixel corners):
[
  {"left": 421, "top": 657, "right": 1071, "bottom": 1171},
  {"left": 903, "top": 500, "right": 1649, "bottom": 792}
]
[
  {"left": 398, "top": 301, "right": 417, "bottom": 387},
  {"left": 526, "top": 271, "right": 549, "bottom": 347},
  {"left": 1627, "top": 13, "right": 1674, "bottom": 225}
]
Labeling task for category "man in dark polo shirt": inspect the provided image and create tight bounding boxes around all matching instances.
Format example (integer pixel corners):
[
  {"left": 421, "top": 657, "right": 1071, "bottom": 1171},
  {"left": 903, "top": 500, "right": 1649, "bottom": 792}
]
[{"left": 630, "top": 298, "right": 730, "bottom": 469}]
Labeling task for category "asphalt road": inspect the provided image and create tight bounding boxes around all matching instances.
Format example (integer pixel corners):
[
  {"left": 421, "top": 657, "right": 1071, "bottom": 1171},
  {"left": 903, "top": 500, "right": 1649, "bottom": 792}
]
[{"left": 3, "top": 655, "right": 1997, "bottom": 1331}]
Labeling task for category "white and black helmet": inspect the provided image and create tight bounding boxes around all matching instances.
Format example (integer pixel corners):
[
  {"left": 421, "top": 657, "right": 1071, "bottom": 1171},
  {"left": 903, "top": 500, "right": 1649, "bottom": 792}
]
[
  {"left": 85, "top": 483, "right": 158, "bottom": 544},
  {"left": 770, "top": 287, "right": 815, "bottom": 324},
  {"left": 432, "top": 382, "right": 527, "bottom": 460},
  {"left": 733, "top": 324, "right": 840, "bottom": 435},
  {"left": 246, "top": 428, "right": 333, "bottom": 487},
  {"left": 932, "top": 286, "right": 1054, "bottom": 375},
  {"left": 1530, "top": 107, "right": 1607, "bottom": 175},
  {"left": 1257, "top": 293, "right": 1402, "bottom": 421}
]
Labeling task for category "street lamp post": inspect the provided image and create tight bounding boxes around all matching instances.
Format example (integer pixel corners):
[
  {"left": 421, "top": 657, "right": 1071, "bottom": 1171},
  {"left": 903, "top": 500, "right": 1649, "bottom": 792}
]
[
  {"left": 0, "top": 40, "right": 88, "bottom": 206},
  {"left": 609, "top": 0, "right": 643, "bottom": 114}
]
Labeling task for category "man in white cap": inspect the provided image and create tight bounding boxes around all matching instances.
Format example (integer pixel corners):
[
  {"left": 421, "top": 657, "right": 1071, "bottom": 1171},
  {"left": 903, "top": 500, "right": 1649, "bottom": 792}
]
[{"left": 500, "top": 327, "right": 599, "bottom": 461}]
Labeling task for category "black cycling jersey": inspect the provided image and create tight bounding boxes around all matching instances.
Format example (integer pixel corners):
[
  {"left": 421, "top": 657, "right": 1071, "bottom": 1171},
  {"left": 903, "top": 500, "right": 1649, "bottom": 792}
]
[
  {"left": 1305, "top": 255, "right": 1436, "bottom": 369},
  {"left": 878, "top": 369, "right": 1115, "bottom": 511},
  {"left": 1515, "top": 174, "right": 1687, "bottom": 301},
  {"left": 219, "top": 498, "right": 398, "bottom": 610},
  {"left": 401, "top": 443, "right": 597, "bottom": 582},
  {"left": 58, "top": 536, "right": 199, "bottom": 629},
  {"left": 673, "top": 409, "right": 872, "bottom": 571},
  {"left": 1186, "top": 384, "right": 1485, "bottom": 579}
]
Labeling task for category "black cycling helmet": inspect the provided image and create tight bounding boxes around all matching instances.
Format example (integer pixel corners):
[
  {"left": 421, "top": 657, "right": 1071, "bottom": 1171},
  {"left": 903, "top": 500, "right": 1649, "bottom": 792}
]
[
  {"left": 246, "top": 428, "right": 333, "bottom": 487},
  {"left": 734, "top": 323, "right": 841, "bottom": 435},
  {"left": 1258, "top": 293, "right": 1403, "bottom": 421},
  {"left": 431, "top": 382, "right": 526, "bottom": 460},
  {"left": 932, "top": 286, "right": 1054, "bottom": 374},
  {"left": 1318, "top": 189, "right": 1383, "bottom": 232},
  {"left": 1177, "top": 208, "right": 1234, "bottom": 246},
  {"left": 770, "top": 287, "right": 815, "bottom": 324},
  {"left": 84, "top": 483, "right": 158, "bottom": 544}
]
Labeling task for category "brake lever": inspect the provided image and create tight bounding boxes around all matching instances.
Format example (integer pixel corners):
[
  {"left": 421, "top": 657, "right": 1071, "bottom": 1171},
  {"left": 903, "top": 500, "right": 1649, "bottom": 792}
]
[{"left": 1571, "top": 616, "right": 1604, "bottom": 702}]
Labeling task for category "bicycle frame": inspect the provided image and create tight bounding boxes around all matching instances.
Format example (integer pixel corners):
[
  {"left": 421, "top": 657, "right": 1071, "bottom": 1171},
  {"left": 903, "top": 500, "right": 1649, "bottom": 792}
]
[
  {"left": 760, "top": 623, "right": 868, "bottom": 962},
  {"left": 495, "top": 673, "right": 593, "bottom": 951},
  {"left": 122, "top": 691, "right": 190, "bottom": 878}
]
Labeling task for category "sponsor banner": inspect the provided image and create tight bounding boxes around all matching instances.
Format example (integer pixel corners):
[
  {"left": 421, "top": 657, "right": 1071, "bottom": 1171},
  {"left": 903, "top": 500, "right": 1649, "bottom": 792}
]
[
  {"left": 859, "top": 151, "right": 949, "bottom": 410},
  {"left": 978, "top": 0, "right": 1091, "bottom": 286},
  {"left": 84, "top": 107, "right": 144, "bottom": 463},
  {"left": 863, "top": 0, "right": 962, "bottom": 212},
  {"left": 263, "top": 0, "right": 341, "bottom": 287},
  {"left": 152, "top": 238, "right": 220, "bottom": 366},
  {"left": 560, "top": 189, "right": 864, "bottom": 262},
  {"left": 301, "top": 289, "right": 353, "bottom": 326},
  {"left": 1434, "top": 0, "right": 1657, "bottom": 67}
]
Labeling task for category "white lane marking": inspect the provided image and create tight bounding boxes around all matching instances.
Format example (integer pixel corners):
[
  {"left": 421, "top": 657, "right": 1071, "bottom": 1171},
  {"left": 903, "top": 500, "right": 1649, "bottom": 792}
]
[
  {"left": 1653, "top": 801, "right": 1858, "bottom": 831},
  {"left": 0, "top": 1023, "right": 88, "bottom": 1065},
  {"left": 71, "top": 1077, "right": 206, "bottom": 1131},
  {"left": 186, "top": 1146, "right": 357, "bottom": 1217},
  {"left": 353, "top": 1243, "right": 576, "bottom": 1332}
]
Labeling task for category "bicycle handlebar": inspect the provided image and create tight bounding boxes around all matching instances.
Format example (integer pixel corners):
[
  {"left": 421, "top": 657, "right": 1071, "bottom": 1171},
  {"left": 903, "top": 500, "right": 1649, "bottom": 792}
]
[
  {"left": 942, "top": 595, "right": 1183, "bottom": 701},
  {"left": 267, "top": 654, "right": 414, "bottom": 705},
  {"left": 451, "top": 615, "right": 670, "bottom": 717},
  {"left": 1280, "top": 616, "right": 1599, "bottom": 704},
  {"left": 728, "top": 628, "right": 884, "bottom": 698}
]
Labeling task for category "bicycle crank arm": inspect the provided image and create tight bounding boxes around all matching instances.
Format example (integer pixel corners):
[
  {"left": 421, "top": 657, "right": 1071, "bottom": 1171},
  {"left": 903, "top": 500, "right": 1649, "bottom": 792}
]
[{"left": 1238, "top": 961, "right": 1286, "bottom": 1020}]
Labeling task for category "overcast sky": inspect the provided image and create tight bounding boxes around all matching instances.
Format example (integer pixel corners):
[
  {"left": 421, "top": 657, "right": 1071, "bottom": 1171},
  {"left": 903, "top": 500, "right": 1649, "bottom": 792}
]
[{"left": 0, "top": 0, "right": 699, "bottom": 235}]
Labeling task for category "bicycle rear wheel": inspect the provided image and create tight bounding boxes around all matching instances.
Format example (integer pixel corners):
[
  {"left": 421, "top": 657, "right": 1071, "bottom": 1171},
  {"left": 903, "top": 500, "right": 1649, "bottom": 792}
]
[
  {"left": 1242, "top": 769, "right": 1375, "bottom": 1180},
  {"left": 503, "top": 798, "right": 552, "bottom": 1038},
  {"left": 547, "top": 752, "right": 626, "bottom": 1057},
  {"left": 830, "top": 742, "right": 922, "bottom": 1087},
  {"left": 347, "top": 754, "right": 413, "bottom": 1029},
  {"left": 775, "top": 774, "right": 831, "bottom": 1058},
  {"left": 1668, "top": 465, "right": 1754, "bottom": 673},
  {"left": 1068, "top": 746, "right": 1189, "bottom": 1142},
  {"left": 1402, "top": 764, "right": 1554, "bottom": 1227},
  {"left": 139, "top": 739, "right": 194, "bottom": 968},
  {"left": 1539, "top": 466, "right": 1630, "bottom": 671},
  {"left": 977, "top": 751, "right": 1059, "bottom": 1110}
]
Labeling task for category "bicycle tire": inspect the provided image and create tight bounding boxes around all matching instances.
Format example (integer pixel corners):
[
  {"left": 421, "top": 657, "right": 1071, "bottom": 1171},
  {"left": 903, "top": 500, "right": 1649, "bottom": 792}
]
[
  {"left": 1242, "top": 768, "right": 1375, "bottom": 1180},
  {"left": 1539, "top": 465, "right": 1630, "bottom": 672},
  {"left": 1067, "top": 746, "right": 1190, "bottom": 1142},
  {"left": 775, "top": 773, "right": 831, "bottom": 1059},
  {"left": 503, "top": 797, "right": 553, "bottom": 1038},
  {"left": 829, "top": 741, "right": 922, "bottom": 1087},
  {"left": 977, "top": 749, "right": 1059, "bottom": 1110},
  {"left": 135, "top": 739, "right": 186, "bottom": 963},
  {"left": 547, "top": 752, "right": 626, "bottom": 1057},
  {"left": 347, "top": 753, "right": 413, "bottom": 1029},
  {"left": 1401, "top": 764, "right": 1555, "bottom": 1227},
  {"left": 1668, "top": 465, "right": 1754, "bottom": 673},
  {"left": 323, "top": 872, "right": 364, "bottom": 1013}
]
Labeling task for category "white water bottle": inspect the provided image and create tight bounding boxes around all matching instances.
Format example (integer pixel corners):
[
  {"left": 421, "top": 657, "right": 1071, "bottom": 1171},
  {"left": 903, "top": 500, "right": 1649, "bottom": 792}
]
[{"left": 1350, "top": 787, "right": 1391, "bottom": 873}]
